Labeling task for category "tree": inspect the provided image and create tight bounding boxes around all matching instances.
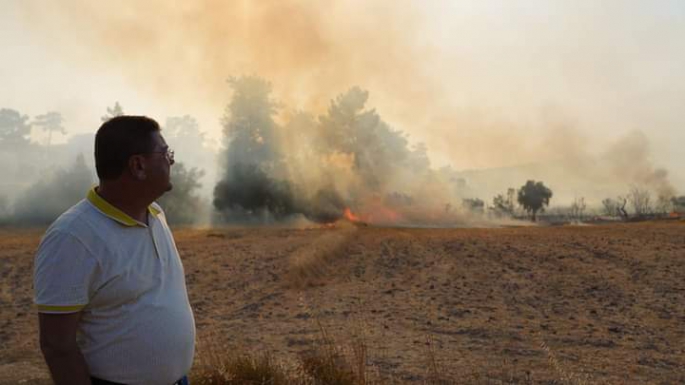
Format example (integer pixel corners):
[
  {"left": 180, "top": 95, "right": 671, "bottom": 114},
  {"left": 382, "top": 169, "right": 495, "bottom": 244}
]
[
  {"left": 601, "top": 198, "right": 618, "bottom": 217},
  {"left": 569, "top": 197, "right": 587, "bottom": 221},
  {"left": 628, "top": 186, "right": 652, "bottom": 217},
  {"left": 0, "top": 108, "right": 31, "bottom": 147},
  {"left": 462, "top": 198, "right": 485, "bottom": 214},
  {"left": 157, "top": 163, "right": 205, "bottom": 225},
  {"left": 318, "top": 86, "right": 415, "bottom": 188},
  {"left": 220, "top": 76, "right": 282, "bottom": 170},
  {"left": 33, "top": 111, "right": 66, "bottom": 147},
  {"left": 101, "top": 102, "right": 124, "bottom": 122},
  {"left": 163, "top": 115, "right": 210, "bottom": 171},
  {"left": 492, "top": 188, "right": 516, "bottom": 217},
  {"left": 616, "top": 196, "right": 629, "bottom": 219},
  {"left": 517, "top": 180, "right": 553, "bottom": 222},
  {"left": 672, "top": 196, "right": 685, "bottom": 212},
  {"left": 165, "top": 115, "right": 204, "bottom": 142},
  {"left": 655, "top": 194, "right": 673, "bottom": 215},
  {"left": 214, "top": 76, "right": 294, "bottom": 221},
  {"left": 12, "top": 154, "right": 94, "bottom": 225}
]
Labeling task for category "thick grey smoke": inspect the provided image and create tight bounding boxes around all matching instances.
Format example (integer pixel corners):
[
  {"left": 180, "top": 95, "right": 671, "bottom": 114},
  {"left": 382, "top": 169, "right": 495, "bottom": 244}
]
[{"left": 213, "top": 77, "right": 469, "bottom": 225}]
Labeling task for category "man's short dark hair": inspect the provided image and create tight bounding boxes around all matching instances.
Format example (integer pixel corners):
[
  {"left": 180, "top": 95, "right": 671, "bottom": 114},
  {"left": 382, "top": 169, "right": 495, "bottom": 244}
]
[{"left": 95, "top": 116, "right": 161, "bottom": 180}]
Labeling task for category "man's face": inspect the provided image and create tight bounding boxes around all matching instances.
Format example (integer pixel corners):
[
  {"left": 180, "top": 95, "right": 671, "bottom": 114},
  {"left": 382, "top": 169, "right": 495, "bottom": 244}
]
[{"left": 145, "top": 131, "right": 174, "bottom": 196}]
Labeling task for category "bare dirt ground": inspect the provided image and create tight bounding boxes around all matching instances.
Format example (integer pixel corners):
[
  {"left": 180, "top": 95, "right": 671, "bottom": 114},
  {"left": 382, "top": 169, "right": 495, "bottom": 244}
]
[{"left": 0, "top": 221, "right": 683, "bottom": 384}]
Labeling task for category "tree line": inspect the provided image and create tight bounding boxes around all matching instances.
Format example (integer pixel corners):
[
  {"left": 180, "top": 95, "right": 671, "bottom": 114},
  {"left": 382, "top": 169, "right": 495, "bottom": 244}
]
[
  {"left": 2, "top": 76, "right": 683, "bottom": 226},
  {"left": 474, "top": 183, "right": 684, "bottom": 222},
  {"left": 0, "top": 103, "right": 207, "bottom": 226}
]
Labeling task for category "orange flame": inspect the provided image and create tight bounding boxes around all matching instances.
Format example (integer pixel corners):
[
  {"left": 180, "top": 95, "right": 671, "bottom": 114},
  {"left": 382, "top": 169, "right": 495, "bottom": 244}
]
[{"left": 343, "top": 207, "right": 361, "bottom": 222}]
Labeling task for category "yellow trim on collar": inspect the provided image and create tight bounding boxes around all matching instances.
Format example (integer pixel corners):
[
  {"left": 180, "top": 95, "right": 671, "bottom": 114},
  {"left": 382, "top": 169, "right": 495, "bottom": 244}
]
[
  {"left": 149, "top": 205, "right": 161, "bottom": 216},
  {"left": 87, "top": 187, "right": 160, "bottom": 227}
]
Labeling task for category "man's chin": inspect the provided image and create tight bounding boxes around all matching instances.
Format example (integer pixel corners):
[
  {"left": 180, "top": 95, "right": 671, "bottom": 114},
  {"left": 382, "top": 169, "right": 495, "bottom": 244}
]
[{"left": 166, "top": 183, "right": 173, "bottom": 192}]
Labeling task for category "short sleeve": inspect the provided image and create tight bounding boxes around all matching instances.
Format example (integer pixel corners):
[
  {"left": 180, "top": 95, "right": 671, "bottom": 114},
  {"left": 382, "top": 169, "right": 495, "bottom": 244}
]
[{"left": 34, "top": 230, "right": 99, "bottom": 314}]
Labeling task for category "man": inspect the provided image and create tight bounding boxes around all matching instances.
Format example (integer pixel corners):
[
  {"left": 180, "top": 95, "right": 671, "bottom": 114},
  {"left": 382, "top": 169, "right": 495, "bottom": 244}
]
[{"left": 34, "top": 116, "right": 195, "bottom": 385}]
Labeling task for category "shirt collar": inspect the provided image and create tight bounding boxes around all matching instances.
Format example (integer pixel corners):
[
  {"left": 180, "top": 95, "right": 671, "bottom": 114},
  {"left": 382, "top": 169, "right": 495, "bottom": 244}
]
[{"left": 86, "top": 186, "right": 161, "bottom": 227}]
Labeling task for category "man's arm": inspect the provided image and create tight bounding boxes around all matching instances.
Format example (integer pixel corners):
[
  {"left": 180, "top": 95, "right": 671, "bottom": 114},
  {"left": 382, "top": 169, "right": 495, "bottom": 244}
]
[{"left": 39, "top": 312, "right": 91, "bottom": 385}]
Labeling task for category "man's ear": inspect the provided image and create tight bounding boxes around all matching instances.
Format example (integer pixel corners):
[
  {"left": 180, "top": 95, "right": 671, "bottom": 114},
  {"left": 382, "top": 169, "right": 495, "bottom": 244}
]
[{"left": 128, "top": 155, "right": 147, "bottom": 180}]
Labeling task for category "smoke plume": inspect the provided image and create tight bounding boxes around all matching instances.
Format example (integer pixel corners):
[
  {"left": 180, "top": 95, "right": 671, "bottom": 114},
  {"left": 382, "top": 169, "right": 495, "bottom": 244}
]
[{"left": 6, "top": 1, "right": 682, "bottom": 225}]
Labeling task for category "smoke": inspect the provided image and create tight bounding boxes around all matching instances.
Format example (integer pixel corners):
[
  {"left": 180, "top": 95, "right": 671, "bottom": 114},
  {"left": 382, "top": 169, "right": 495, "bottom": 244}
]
[
  {"left": 602, "top": 130, "right": 675, "bottom": 199},
  {"left": 6, "top": 1, "right": 683, "bottom": 224},
  {"left": 8, "top": 154, "right": 95, "bottom": 225},
  {"left": 455, "top": 122, "right": 676, "bottom": 206},
  {"left": 212, "top": 77, "right": 472, "bottom": 225},
  {"left": 16, "top": 0, "right": 437, "bottom": 120}
]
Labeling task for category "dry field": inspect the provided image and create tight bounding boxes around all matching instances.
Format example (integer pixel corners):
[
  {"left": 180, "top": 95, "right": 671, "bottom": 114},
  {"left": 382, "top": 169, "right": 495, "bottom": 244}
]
[{"left": 0, "top": 221, "right": 683, "bottom": 384}]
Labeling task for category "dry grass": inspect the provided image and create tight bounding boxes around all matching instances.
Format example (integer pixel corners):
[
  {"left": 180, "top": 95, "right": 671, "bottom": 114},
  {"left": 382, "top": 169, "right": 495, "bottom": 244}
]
[
  {"left": 285, "top": 223, "right": 357, "bottom": 289},
  {"left": 1, "top": 222, "right": 684, "bottom": 384},
  {"left": 191, "top": 320, "right": 375, "bottom": 385},
  {"left": 190, "top": 326, "right": 586, "bottom": 385}
]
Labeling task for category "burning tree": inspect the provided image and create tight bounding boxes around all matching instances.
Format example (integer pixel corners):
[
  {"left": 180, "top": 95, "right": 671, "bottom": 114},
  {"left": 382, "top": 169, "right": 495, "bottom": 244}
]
[
  {"left": 318, "top": 86, "right": 422, "bottom": 188},
  {"left": 517, "top": 180, "right": 553, "bottom": 222},
  {"left": 213, "top": 77, "right": 457, "bottom": 226}
]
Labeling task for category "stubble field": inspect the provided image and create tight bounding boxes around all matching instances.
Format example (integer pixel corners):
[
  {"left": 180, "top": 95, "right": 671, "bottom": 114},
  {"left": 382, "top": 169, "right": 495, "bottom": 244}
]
[{"left": 0, "top": 221, "right": 683, "bottom": 384}]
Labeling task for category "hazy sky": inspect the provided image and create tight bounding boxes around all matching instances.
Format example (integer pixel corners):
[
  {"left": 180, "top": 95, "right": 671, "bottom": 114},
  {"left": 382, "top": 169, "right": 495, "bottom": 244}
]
[{"left": 1, "top": 0, "right": 683, "bottom": 190}]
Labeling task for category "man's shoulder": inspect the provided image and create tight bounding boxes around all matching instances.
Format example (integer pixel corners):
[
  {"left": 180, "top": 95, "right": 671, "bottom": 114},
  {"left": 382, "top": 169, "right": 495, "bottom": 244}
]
[
  {"left": 150, "top": 201, "right": 165, "bottom": 214},
  {"left": 49, "top": 199, "right": 95, "bottom": 230},
  {"left": 43, "top": 199, "right": 108, "bottom": 246},
  {"left": 150, "top": 201, "right": 173, "bottom": 228}
]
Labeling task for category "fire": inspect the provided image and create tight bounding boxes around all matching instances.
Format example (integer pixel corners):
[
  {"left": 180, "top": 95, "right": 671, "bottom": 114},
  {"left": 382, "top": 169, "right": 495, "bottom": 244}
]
[
  {"left": 343, "top": 205, "right": 402, "bottom": 226},
  {"left": 343, "top": 207, "right": 361, "bottom": 222}
]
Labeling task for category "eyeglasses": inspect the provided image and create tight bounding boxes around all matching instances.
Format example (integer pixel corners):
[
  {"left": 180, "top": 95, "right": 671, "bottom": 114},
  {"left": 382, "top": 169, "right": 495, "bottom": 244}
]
[{"left": 146, "top": 148, "right": 175, "bottom": 163}]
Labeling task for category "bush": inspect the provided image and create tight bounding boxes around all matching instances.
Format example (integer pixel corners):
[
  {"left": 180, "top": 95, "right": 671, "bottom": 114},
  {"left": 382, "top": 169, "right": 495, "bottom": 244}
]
[{"left": 11, "top": 154, "right": 94, "bottom": 225}]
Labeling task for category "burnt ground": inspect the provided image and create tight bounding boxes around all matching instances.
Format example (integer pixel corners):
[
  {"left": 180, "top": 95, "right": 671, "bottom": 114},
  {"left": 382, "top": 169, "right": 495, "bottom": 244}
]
[{"left": 0, "top": 221, "right": 683, "bottom": 384}]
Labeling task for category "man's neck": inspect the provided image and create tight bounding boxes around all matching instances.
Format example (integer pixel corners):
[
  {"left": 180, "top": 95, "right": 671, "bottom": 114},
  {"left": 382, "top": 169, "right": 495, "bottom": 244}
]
[{"left": 96, "top": 183, "right": 150, "bottom": 225}]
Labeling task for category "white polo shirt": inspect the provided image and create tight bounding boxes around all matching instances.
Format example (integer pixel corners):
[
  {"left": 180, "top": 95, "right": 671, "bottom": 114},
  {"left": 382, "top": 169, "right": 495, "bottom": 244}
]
[{"left": 34, "top": 188, "right": 195, "bottom": 385}]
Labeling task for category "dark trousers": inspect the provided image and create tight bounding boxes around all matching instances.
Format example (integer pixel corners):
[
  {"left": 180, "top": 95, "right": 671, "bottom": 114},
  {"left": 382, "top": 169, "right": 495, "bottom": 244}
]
[
  {"left": 91, "top": 375, "right": 189, "bottom": 385},
  {"left": 91, "top": 378, "right": 124, "bottom": 385}
]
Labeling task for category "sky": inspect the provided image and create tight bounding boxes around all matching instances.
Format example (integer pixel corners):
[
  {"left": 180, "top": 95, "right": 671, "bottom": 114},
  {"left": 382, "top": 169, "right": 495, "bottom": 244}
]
[{"left": 1, "top": 0, "right": 684, "bottom": 192}]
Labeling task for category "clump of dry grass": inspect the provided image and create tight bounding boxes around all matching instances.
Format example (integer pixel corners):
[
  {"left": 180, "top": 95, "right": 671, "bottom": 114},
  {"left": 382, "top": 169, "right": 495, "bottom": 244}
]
[
  {"left": 538, "top": 340, "right": 590, "bottom": 385},
  {"left": 191, "top": 320, "right": 375, "bottom": 385},
  {"left": 299, "top": 320, "right": 371, "bottom": 385},
  {"left": 192, "top": 351, "right": 289, "bottom": 385},
  {"left": 422, "top": 333, "right": 452, "bottom": 385}
]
